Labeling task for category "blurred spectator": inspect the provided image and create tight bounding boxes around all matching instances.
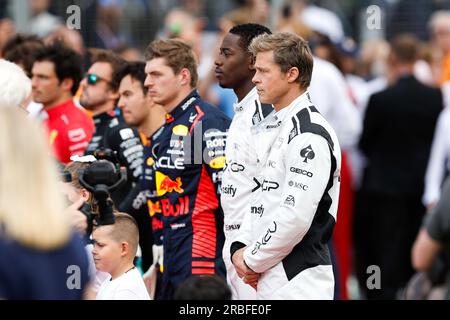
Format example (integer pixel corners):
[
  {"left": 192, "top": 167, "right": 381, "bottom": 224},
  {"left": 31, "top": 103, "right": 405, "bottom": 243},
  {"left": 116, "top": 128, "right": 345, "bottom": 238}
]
[
  {"left": 163, "top": 6, "right": 238, "bottom": 117},
  {"left": 297, "top": 0, "right": 345, "bottom": 44},
  {"left": 113, "top": 45, "right": 142, "bottom": 62},
  {"left": 224, "top": 0, "right": 270, "bottom": 26},
  {"left": 163, "top": 7, "right": 207, "bottom": 77},
  {"left": 423, "top": 10, "right": 450, "bottom": 209},
  {"left": 2, "top": 34, "right": 44, "bottom": 77},
  {"left": 96, "top": 0, "right": 127, "bottom": 49},
  {"left": 29, "top": 0, "right": 62, "bottom": 38},
  {"left": 80, "top": 49, "right": 144, "bottom": 217},
  {"left": 0, "top": 18, "right": 16, "bottom": 53},
  {"left": 429, "top": 10, "right": 450, "bottom": 86},
  {"left": 63, "top": 159, "right": 98, "bottom": 205},
  {"left": 387, "top": 0, "right": 450, "bottom": 42},
  {"left": 413, "top": 42, "right": 439, "bottom": 87},
  {"left": 412, "top": 176, "right": 450, "bottom": 300},
  {"left": 357, "top": 39, "right": 391, "bottom": 82},
  {"left": 355, "top": 34, "right": 443, "bottom": 299},
  {"left": 31, "top": 42, "right": 95, "bottom": 163},
  {"left": 174, "top": 275, "right": 231, "bottom": 300},
  {"left": 337, "top": 37, "right": 370, "bottom": 110},
  {"left": 423, "top": 106, "right": 450, "bottom": 209},
  {"left": 45, "top": 27, "right": 86, "bottom": 57},
  {"left": 121, "top": 0, "right": 163, "bottom": 51},
  {"left": 0, "top": 59, "right": 31, "bottom": 109},
  {"left": 0, "top": 106, "right": 90, "bottom": 299},
  {"left": 2, "top": 34, "right": 45, "bottom": 117}
]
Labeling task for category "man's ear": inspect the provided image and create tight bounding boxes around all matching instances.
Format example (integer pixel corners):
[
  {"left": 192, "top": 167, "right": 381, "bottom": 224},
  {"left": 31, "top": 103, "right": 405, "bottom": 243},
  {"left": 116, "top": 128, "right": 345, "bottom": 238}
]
[
  {"left": 248, "top": 54, "right": 256, "bottom": 71},
  {"left": 286, "top": 67, "right": 300, "bottom": 83},
  {"left": 179, "top": 68, "right": 191, "bottom": 86},
  {"left": 61, "top": 78, "right": 74, "bottom": 93}
]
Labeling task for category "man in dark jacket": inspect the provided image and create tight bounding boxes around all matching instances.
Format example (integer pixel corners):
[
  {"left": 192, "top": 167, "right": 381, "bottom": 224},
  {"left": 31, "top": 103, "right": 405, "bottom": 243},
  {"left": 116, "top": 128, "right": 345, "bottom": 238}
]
[{"left": 355, "top": 34, "right": 444, "bottom": 299}]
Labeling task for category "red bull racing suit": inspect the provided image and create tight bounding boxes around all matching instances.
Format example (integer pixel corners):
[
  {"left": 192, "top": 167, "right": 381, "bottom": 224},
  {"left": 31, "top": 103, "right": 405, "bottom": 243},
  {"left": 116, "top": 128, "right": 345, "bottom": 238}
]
[{"left": 145, "top": 90, "right": 231, "bottom": 299}]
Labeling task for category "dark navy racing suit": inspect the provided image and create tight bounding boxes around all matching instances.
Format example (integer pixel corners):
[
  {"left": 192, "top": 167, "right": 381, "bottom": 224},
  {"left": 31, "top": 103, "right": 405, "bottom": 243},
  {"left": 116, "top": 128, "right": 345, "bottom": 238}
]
[{"left": 148, "top": 90, "right": 231, "bottom": 299}]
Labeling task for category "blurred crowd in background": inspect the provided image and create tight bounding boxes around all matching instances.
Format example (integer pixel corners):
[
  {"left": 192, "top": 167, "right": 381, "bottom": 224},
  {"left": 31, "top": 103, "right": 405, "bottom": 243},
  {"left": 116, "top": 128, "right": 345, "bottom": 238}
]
[{"left": 1, "top": 0, "right": 450, "bottom": 300}]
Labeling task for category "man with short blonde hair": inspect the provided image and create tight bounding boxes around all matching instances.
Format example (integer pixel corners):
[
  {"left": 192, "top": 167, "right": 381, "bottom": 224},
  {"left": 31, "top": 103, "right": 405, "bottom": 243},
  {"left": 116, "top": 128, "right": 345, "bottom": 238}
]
[
  {"left": 231, "top": 32, "right": 341, "bottom": 299},
  {"left": 144, "top": 38, "right": 231, "bottom": 299}
]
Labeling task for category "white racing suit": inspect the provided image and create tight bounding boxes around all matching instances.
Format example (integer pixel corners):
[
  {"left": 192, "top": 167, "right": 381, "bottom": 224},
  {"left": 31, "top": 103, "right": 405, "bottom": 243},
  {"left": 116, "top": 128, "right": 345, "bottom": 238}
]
[
  {"left": 231, "top": 91, "right": 341, "bottom": 299},
  {"left": 221, "top": 87, "right": 273, "bottom": 299}
]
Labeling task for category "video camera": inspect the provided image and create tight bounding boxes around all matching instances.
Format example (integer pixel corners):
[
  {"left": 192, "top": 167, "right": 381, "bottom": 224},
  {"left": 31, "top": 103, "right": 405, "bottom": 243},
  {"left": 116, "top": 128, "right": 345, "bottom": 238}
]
[{"left": 65, "top": 148, "right": 127, "bottom": 236}]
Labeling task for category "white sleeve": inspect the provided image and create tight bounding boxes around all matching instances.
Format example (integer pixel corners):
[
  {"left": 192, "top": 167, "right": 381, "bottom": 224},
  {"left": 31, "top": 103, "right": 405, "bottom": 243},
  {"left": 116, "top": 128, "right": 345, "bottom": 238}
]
[
  {"left": 243, "top": 134, "right": 332, "bottom": 273},
  {"left": 423, "top": 110, "right": 450, "bottom": 206},
  {"left": 232, "top": 132, "right": 258, "bottom": 248}
]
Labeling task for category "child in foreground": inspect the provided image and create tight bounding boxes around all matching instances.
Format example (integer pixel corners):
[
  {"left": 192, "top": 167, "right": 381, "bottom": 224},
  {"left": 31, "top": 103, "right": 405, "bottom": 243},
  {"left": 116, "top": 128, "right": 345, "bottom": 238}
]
[{"left": 92, "top": 213, "right": 150, "bottom": 300}]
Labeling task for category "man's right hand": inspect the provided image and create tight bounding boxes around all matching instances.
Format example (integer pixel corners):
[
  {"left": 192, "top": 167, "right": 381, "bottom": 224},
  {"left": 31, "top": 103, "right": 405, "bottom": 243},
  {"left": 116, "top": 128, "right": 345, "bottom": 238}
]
[{"left": 232, "top": 247, "right": 260, "bottom": 289}]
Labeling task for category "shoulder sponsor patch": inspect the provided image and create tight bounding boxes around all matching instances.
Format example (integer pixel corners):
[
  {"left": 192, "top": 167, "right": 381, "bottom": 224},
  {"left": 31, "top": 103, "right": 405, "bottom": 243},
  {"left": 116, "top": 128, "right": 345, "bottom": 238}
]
[
  {"left": 119, "top": 128, "right": 134, "bottom": 140},
  {"left": 172, "top": 124, "right": 189, "bottom": 136},
  {"left": 209, "top": 155, "right": 226, "bottom": 169},
  {"left": 300, "top": 145, "right": 315, "bottom": 163},
  {"left": 284, "top": 195, "right": 295, "bottom": 207}
]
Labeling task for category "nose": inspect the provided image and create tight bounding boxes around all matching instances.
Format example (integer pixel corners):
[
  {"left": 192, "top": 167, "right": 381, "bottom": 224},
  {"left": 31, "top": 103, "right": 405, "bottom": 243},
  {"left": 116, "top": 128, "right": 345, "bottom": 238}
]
[
  {"left": 31, "top": 76, "right": 38, "bottom": 89},
  {"left": 252, "top": 72, "right": 260, "bottom": 85},
  {"left": 214, "top": 56, "right": 223, "bottom": 67},
  {"left": 144, "top": 75, "right": 153, "bottom": 89},
  {"left": 117, "top": 95, "right": 125, "bottom": 109}
]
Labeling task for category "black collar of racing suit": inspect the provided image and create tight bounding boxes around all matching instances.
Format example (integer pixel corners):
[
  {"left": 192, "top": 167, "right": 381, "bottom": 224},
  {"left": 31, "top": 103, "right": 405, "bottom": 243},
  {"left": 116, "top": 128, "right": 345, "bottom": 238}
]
[
  {"left": 165, "top": 89, "right": 199, "bottom": 124},
  {"left": 93, "top": 108, "right": 120, "bottom": 124}
]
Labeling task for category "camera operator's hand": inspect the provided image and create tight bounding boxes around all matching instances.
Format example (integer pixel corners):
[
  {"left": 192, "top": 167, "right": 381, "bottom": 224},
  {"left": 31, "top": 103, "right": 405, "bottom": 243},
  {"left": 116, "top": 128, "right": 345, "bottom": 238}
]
[
  {"left": 152, "top": 244, "right": 164, "bottom": 270},
  {"left": 65, "top": 197, "right": 88, "bottom": 235}
]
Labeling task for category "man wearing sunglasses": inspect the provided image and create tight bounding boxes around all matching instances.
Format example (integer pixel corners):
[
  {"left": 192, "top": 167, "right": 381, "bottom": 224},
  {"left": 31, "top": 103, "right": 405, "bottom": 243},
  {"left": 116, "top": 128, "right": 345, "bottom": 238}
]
[{"left": 80, "top": 49, "right": 144, "bottom": 217}]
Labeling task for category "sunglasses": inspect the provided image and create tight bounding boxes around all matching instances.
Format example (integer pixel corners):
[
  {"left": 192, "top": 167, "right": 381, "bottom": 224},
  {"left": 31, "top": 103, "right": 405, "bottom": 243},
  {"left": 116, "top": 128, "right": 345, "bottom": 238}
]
[{"left": 85, "top": 73, "right": 112, "bottom": 86}]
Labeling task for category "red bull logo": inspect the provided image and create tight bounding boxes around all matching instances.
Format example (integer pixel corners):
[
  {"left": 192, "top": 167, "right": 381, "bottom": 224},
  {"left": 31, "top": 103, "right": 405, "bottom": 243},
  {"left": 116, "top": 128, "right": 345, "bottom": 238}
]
[
  {"left": 156, "top": 171, "right": 184, "bottom": 196},
  {"left": 161, "top": 196, "right": 190, "bottom": 217},
  {"left": 147, "top": 199, "right": 161, "bottom": 217}
]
